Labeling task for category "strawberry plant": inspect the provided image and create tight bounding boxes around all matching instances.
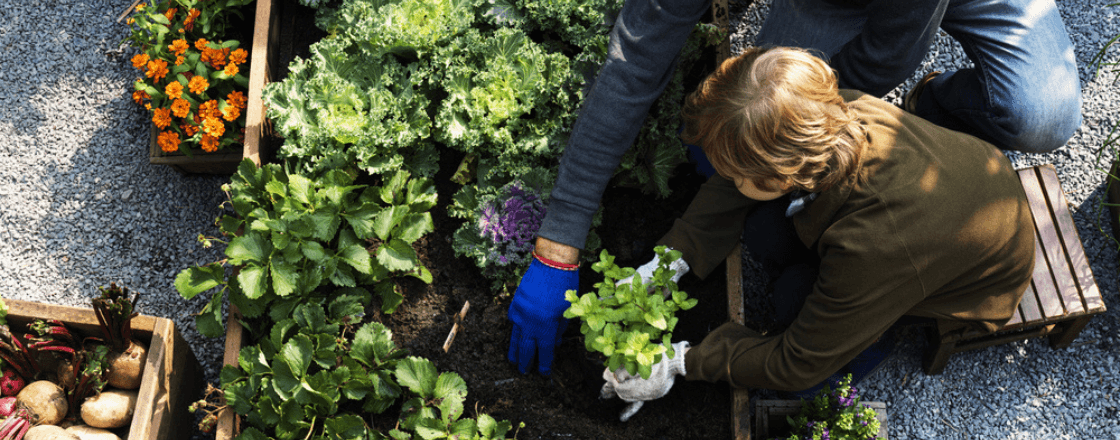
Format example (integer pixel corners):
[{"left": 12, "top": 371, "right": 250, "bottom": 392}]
[
  {"left": 563, "top": 246, "right": 698, "bottom": 379},
  {"left": 203, "top": 294, "right": 520, "bottom": 439},
  {"left": 175, "top": 159, "right": 437, "bottom": 337}
]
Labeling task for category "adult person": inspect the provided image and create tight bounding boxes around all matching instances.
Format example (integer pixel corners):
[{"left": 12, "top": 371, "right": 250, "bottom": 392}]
[
  {"left": 507, "top": 0, "right": 1079, "bottom": 377},
  {"left": 600, "top": 45, "right": 1036, "bottom": 421}
]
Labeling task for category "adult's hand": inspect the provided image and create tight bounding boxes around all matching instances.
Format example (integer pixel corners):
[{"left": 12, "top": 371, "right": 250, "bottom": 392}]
[
  {"left": 507, "top": 241, "right": 579, "bottom": 376},
  {"left": 599, "top": 341, "right": 690, "bottom": 421}
]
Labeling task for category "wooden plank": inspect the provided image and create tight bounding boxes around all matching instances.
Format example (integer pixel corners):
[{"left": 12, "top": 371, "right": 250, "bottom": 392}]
[
  {"left": 1006, "top": 304, "right": 1023, "bottom": 326},
  {"left": 709, "top": 0, "right": 732, "bottom": 63},
  {"left": 726, "top": 243, "right": 751, "bottom": 440},
  {"left": 1016, "top": 279, "right": 1043, "bottom": 326},
  {"left": 1019, "top": 168, "right": 1071, "bottom": 319},
  {"left": 1036, "top": 165, "right": 1103, "bottom": 313}
]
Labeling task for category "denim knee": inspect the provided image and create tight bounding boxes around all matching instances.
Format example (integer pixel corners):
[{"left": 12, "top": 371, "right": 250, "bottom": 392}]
[{"left": 999, "top": 76, "right": 1082, "bottom": 153}]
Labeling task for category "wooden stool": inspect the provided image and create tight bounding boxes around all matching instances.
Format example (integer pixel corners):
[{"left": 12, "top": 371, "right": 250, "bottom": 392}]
[{"left": 922, "top": 164, "right": 1107, "bottom": 374}]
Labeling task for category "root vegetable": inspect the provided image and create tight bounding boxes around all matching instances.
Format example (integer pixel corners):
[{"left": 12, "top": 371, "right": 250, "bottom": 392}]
[
  {"left": 0, "top": 397, "right": 15, "bottom": 417},
  {"left": 79, "top": 390, "right": 136, "bottom": 429},
  {"left": 0, "top": 370, "right": 24, "bottom": 397},
  {"left": 64, "top": 426, "right": 120, "bottom": 440},
  {"left": 23, "top": 425, "right": 78, "bottom": 440},
  {"left": 91, "top": 284, "right": 145, "bottom": 390},
  {"left": 16, "top": 380, "right": 67, "bottom": 425},
  {"left": 105, "top": 341, "right": 146, "bottom": 390}
]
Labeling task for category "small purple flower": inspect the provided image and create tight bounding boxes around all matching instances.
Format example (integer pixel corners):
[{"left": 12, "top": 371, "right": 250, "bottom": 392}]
[{"left": 822, "top": 428, "right": 830, "bottom": 440}]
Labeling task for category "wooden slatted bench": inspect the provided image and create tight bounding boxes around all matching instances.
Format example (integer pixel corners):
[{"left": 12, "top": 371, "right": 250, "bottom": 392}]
[{"left": 922, "top": 164, "right": 1107, "bottom": 374}]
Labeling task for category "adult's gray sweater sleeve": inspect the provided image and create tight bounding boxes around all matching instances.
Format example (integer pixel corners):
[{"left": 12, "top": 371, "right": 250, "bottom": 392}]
[{"left": 536, "top": 0, "right": 709, "bottom": 250}]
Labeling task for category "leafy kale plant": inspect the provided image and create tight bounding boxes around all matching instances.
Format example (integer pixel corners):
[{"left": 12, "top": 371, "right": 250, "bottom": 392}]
[
  {"left": 771, "top": 374, "right": 881, "bottom": 440},
  {"left": 448, "top": 170, "right": 549, "bottom": 291},
  {"left": 563, "top": 246, "right": 698, "bottom": 379},
  {"left": 207, "top": 294, "right": 519, "bottom": 440},
  {"left": 175, "top": 159, "right": 436, "bottom": 336}
]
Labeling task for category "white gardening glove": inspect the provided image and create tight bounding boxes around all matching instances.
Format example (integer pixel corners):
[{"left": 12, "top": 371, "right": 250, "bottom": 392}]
[
  {"left": 616, "top": 250, "right": 690, "bottom": 297},
  {"left": 599, "top": 341, "right": 690, "bottom": 422}
]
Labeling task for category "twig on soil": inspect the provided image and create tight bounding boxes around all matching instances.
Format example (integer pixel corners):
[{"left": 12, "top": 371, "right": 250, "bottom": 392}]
[
  {"left": 442, "top": 301, "right": 471, "bottom": 353},
  {"left": 116, "top": 0, "right": 143, "bottom": 23}
]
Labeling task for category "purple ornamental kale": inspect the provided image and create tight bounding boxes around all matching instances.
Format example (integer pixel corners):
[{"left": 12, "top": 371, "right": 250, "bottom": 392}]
[{"left": 477, "top": 180, "right": 546, "bottom": 267}]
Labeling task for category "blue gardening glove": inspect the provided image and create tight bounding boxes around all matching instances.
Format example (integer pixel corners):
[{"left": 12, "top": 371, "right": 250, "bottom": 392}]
[{"left": 507, "top": 257, "right": 578, "bottom": 375}]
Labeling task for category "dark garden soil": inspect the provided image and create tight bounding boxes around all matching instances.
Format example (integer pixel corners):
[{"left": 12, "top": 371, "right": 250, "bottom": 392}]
[{"left": 265, "top": 1, "right": 735, "bottom": 438}]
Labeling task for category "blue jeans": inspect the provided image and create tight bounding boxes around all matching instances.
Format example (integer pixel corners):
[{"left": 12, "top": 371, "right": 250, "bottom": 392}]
[{"left": 754, "top": 0, "right": 1081, "bottom": 153}]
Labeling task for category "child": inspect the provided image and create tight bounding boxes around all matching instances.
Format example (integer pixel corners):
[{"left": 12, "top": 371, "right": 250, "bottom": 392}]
[{"left": 601, "top": 46, "right": 1035, "bottom": 421}]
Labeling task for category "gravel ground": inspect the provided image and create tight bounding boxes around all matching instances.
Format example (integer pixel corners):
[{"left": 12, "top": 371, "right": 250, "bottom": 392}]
[
  {"left": 0, "top": 0, "right": 229, "bottom": 397},
  {"left": 0, "top": 0, "right": 1117, "bottom": 439},
  {"left": 731, "top": 1, "right": 1120, "bottom": 439}
]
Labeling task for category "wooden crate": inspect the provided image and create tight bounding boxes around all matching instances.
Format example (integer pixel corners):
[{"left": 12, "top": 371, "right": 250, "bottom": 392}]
[
  {"left": 4, "top": 299, "right": 202, "bottom": 440},
  {"left": 148, "top": 0, "right": 278, "bottom": 175},
  {"left": 754, "top": 400, "right": 888, "bottom": 439}
]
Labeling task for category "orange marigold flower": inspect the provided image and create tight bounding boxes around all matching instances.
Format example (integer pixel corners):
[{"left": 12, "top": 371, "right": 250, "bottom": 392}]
[
  {"left": 145, "top": 103, "right": 152, "bottom": 111},
  {"left": 181, "top": 123, "right": 200, "bottom": 137},
  {"left": 202, "top": 47, "right": 229, "bottom": 70},
  {"left": 226, "top": 90, "right": 247, "bottom": 109},
  {"left": 152, "top": 107, "right": 172, "bottom": 129},
  {"left": 157, "top": 130, "right": 181, "bottom": 153},
  {"left": 164, "top": 7, "right": 177, "bottom": 21},
  {"left": 202, "top": 117, "right": 226, "bottom": 138},
  {"left": 169, "top": 39, "right": 189, "bottom": 57},
  {"left": 130, "top": 53, "right": 149, "bottom": 70},
  {"left": 222, "top": 104, "right": 241, "bottom": 122},
  {"left": 194, "top": 38, "right": 209, "bottom": 50},
  {"left": 188, "top": 75, "right": 209, "bottom": 94},
  {"left": 145, "top": 59, "right": 169, "bottom": 81},
  {"left": 131, "top": 90, "right": 149, "bottom": 104},
  {"left": 200, "top": 134, "right": 220, "bottom": 152},
  {"left": 171, "top": 98, "right": 191, "bottom": 118},
  {"left": 164, "top": 81, "right": 183, "bottom": 100},
  {"left": 184, "top": 8, "right": 201, "bottom": 32},
  {"left": 175, "top": 55, "right": 185, "bottom": 66},
  {"left": 200, "top": 99, "right": 222, "bottom": 119},
  {"left": 229, "top": 48, "right": 248, "bottom": 65},
  {"left": 136, "top": 2, "right": 145, "bottom": 11},
  {"left": 223, "top": 62, "right": 239, "bottom": 77}
]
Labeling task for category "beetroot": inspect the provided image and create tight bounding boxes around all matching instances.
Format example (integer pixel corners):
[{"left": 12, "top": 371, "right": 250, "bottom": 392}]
[
  {"left": 0, "top": 369, "right": 23, "bottom": 397},
  {"left": 0, "top": 396, "right": 14, "bottom": 417}
]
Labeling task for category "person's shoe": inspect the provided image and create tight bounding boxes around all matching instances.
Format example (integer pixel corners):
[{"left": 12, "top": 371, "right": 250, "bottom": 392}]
[{"left": 902, "top": 71, "right": 941, "bottom": 114}]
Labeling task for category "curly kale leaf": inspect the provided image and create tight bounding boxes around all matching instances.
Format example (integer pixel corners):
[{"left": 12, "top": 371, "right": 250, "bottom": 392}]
[
  {"left": 263, "top": 37, "right": 436, "bottom": 177},
  {"left": 434, "top": 27, "right": 580, "bottom": 180}
]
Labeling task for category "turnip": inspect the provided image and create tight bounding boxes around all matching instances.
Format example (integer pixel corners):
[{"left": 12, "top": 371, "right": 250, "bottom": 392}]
[
  {"left": 22, "top": 425, "right": 77, "bottom": 440},
  {"left": 91, "top": 284, "right": 147, "bottom": 390},
  {"left": 79, "top": 389, "right": 136, "bottom": 430},
  {"left": 0, "top": 380, "right": 68, "bottom": 440},
  {"left": 64, "top": 426, "right": 120, "bottom": 440}
]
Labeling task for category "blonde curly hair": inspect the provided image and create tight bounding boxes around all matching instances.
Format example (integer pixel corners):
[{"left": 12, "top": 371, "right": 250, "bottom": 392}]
[{"left": 681, "top": 46, "right": 865, "bottom": 193}]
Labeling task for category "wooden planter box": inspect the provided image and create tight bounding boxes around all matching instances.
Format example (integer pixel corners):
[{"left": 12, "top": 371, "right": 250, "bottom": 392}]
[
  {"left": 148, "top": 0, "right": 277, "bottom": 175},
  {"left": 754, "top": 400, "right": 889, "bottom": 440},
  {"left": 5, "top": 299, "right": 202, "bottom": 440}
]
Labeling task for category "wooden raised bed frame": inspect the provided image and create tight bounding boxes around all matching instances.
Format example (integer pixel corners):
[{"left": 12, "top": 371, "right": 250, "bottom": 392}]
[
  {"left": 215, "top": 0, "right": 277, "bottom": 434},
  {"left": 5, "top": 299, "right": 202, "bottom": 440},
  {"left": 148, "top": 0, "right": 276, "bottom": 175}
]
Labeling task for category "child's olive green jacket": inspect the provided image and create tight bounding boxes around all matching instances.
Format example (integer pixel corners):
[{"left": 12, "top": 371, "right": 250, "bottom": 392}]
[{"left": 660, "top": 91, "right": 1035, "bottom": 391}]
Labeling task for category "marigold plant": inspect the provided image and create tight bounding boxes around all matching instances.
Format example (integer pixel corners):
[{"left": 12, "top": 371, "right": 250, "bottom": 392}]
[{"left": 124, "top": 0, "right": 253, "bottom": 155}]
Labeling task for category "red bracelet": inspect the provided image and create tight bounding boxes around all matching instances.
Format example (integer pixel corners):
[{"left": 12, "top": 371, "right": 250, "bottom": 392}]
[{"left": 533, "top": 252, "right": 579, "bottom": 271}]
